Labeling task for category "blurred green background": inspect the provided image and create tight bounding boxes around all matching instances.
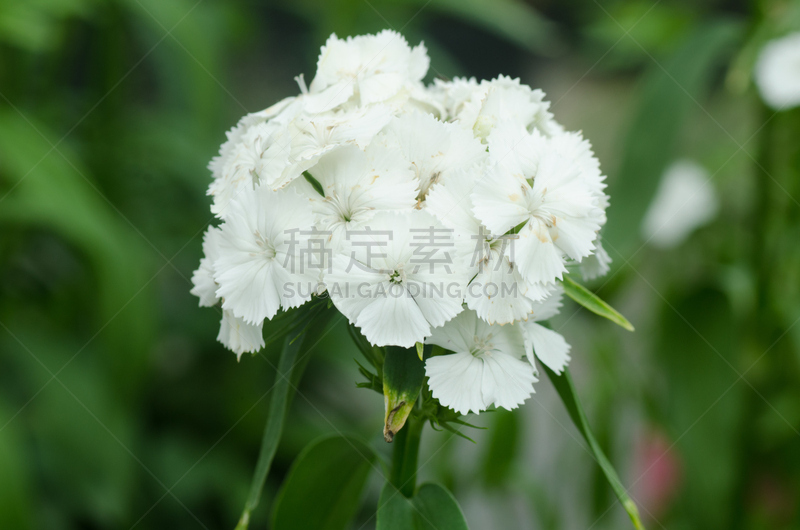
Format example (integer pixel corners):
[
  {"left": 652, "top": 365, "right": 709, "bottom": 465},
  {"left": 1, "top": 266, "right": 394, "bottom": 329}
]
[{"left": 1, "top": 0, "right": 799, "bottom": 528}]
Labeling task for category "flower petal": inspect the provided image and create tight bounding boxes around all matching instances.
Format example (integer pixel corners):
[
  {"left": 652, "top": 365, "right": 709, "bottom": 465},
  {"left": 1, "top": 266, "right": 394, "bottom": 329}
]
[
  {"left": 425, "top": 351, "right": 486, "bottom": 415},
  {"left": 217, "top": 310, "right": 265, "bottom": 360},
  {"left": 524, "top": 322, "right": 571, "bottom": 374}
]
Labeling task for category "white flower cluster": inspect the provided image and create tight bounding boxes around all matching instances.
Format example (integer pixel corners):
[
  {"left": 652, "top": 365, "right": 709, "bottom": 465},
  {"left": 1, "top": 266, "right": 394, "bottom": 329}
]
[{"left": 191, "top": 30, "right": 611, "bottom": 415}]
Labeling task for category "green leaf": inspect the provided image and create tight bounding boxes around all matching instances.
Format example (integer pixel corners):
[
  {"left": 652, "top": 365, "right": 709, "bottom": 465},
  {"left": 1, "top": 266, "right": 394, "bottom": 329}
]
[
  {"left": 271, "top": 435, "right": 376, "bottom": 530},
  {"left": 0, "top": 401, "right": 34, "bottom": 529},
  {"left": 543, "top": 366, "right": 645, "bottom": 530},
  {"left": 383, "top": 346, "right": 426, "bottom": 442},
  {"left": 376, "top": 483, "right": 415, "bottom": 530},
  {"left": 480, "top": 409, "right": 520, "bottom": 487},
  {"left": 377, "top": 482, "right": 469, "bottom": 530},
  {"left": 426, "top": 0, "right": 561, "bottom": 56},
  {"left": 412, "top": 483, "right": 469, "bottom": 530},
  {"left": 236, "top": 307, "right": 332, "bottom": 530},
  {"left": 562, "top": 276, "right": 634, "bottom": 331}
]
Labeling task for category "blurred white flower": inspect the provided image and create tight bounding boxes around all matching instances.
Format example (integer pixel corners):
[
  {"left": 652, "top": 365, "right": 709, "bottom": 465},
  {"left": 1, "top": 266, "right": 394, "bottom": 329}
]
[
  {"left": 217, "top": 310, "right": 265, "bottom": 360},
  {"left": 754, "top": 32, "right": 800, "bottom": 110},
  {"left": 326, "top": 210, "right": 468, "bottom": 347},
  {"left": 642, "top": 159, "right": 719, "bottom": 248},
  {"left": 214, "top": 187, "right": 321, "bottom": 324},
  {"left": 522, "top": 286, "right": 571, "bottom": 375},
  {"left": 425, "top": 309, "right": 536, "bottom": 415}
]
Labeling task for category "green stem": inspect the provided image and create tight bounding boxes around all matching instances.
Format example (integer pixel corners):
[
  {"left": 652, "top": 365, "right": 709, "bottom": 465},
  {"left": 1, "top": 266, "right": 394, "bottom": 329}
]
[
  {"left": 235, "top": 306, "right": 332, "bottom": 530},
  {"left": 389, "top": 413, "right": 423, "bottom": 498}
]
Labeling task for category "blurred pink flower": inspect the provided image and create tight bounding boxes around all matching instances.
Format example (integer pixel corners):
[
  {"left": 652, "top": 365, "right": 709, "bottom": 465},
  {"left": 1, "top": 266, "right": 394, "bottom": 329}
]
[{"left": 633, "top": 428, "right": 682, "bottom": 518}]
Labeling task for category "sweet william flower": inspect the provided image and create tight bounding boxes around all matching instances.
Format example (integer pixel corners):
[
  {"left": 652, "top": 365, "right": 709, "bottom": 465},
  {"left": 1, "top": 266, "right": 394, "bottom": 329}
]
[
  {"left": 579, "top": 238, "right": 612, "bottom": 281},
  {"left": 425, "top": 166, "right": 548, "bottom": 324},
  {"left": 207, "top": 97, "right": 304, "bottom": 217},
  {"left": 195, "top": 30, "right": 608, "bottom": 397},
  {"left": 377, "top": 111, "right": 487, "bottom": 199},
  {"left": 449, "top": 75, "right": 560, "bottom": 140},
  {"left": 472, "top": 124, "right": 606, "bottom": 288},
  {"left": 290, "top": 142, "right": 418, "bottom": 252},
  {"left": 308, "top": 30, "right": 429, "bottom": 111},
  {"left": 190, "top": 225, "right": 223, "bottom": 307},
  {"left": 425, "top": 309, "right": 536, "bottom": 415},
  {"left": 522, "top": 286, "right": 571, "bottom": 375},
  {"left": 265, "top": 103, "right": 396, "bottom": 191},
  {"left": 214, "top": 186, "right": 321, "bottom": 324},
  {"left": 326, "top": 210, "right": 468, "bottom": 347},
  {"left": 218, "top": 310, "right": 265, "bottom": 360},
  {"left": 430, "top": 77, "right": 479, "bottom": 122}
]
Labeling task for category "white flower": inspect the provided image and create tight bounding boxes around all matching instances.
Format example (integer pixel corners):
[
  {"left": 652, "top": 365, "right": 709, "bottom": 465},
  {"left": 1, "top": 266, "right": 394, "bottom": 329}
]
[
  {"left": 196, "top": 30, "right": 608, "bottom": 377},
  {"left": 290, "top": 143, "right": 418, "bottom": 251},
  {"left": 218, "top": 310, "right": 265, "bottom": 360},
  {"left": 425, "top": 309, "right": 536, "bottom": 415},
  {"left": 579, "top": 238, "right": 612, "bottom": 281},
  {"left": 641, "top": 159, "right": 718, "bottom": 248},
  {"left": 430, "top": 77, "right": 479, "bottom": 121},
  {"left": 267, "top": 104, "right": 395, "bottom": 191},
  {"left": 425, "top": 166, "right": 546, "bottom": 324},
  {"left": 522, "top": 286, "right": 571, "bottom": 375},
  {"left": 450, "top": 76, "right": 560, "bottom": 140},
  {"left": 308, "top": 30, "right": 429, "bottom": 111},
  {"left": 207, "top": 98, "right": 305, "bottom": 216},
  {"left": 214, "top": 186, "right": 321, "bottom": 324},
  {"left": 754, "top": 32, "right": 800, "bottom": 110},
  {"left": 378, "top": 111, "right": 487, "bottom": 199},
  {"left": 326, "top": 210, "right": 468, "bottom": 347},
  {"left": 190, "top": 225, "right": 223, "bottom": 307},
  {"left": 208, "top": 96, "right": 299, "bottom": 181},
  {"left": 208, "top": 120, "right": 287, "bottom": 217},
  {"left": 472, "top": 124, "right": 605, "bottom": 288}
]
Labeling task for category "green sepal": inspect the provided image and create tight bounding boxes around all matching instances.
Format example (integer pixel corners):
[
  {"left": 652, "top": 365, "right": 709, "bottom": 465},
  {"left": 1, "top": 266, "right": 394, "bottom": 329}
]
[{"left": 382, "top": 346, "right": 425, "bottom": 442}]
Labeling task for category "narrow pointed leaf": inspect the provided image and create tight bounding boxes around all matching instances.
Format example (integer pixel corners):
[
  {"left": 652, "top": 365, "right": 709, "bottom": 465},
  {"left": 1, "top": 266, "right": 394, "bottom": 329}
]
[
  {"left": 543, "top": 366, "right": 645, "bottom": 530},
  {"left": 236, "top": 307, "right": 332, "bottom": 529},
  {"left": 271, "top": 435, "right": 376, "bottom": 530},
  {"left": 562, "top": 276, "right": 634, "bottom": 331}
]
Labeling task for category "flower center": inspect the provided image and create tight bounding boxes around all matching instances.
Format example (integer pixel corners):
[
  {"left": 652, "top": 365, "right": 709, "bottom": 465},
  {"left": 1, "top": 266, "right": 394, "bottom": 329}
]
[
  {"left": 471, "top": 333, "right": 495, "bottom": 356},
  {"left": 389, "top": 264, "right": 407, "bottom": 284},
  {"left": 254, "top": 230, "right": 276, "bottom": 259},
  {"left": 325, "top": 190, "right": 357, "bottom": 224}
]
